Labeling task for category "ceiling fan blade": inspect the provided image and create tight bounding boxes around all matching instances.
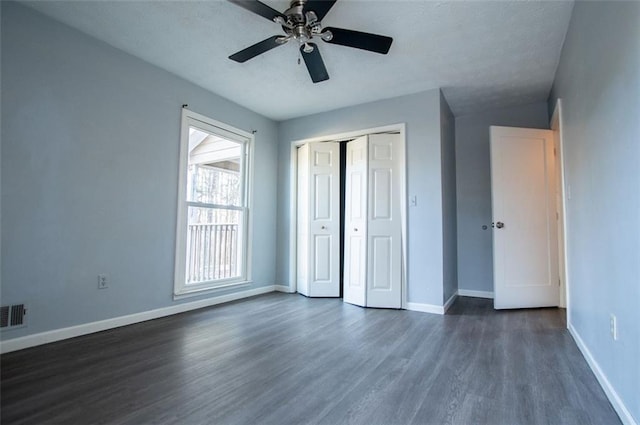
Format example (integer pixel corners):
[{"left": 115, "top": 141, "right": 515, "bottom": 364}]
[
  {"left": 227, "top": 0, "right": 286, "bottom": 22},
  {"left": 229, "top": 36, "right": 285, "bottom": 63},
  {"left": 303, "top": 0, "right": 337, "bottom": 21},
  {"left": 300, "top": 44, "right": 329, "bottom": 83},
  {"left": 322, "top": 27, "right": 393, "bottom": 54}
]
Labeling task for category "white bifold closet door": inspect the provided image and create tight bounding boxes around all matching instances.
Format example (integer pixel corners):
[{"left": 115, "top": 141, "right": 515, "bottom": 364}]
[
  {"left": 344, "top": 134, "right": 402, "bottom": 308},
  {"left": 296, "top": 142, "right": 341, "bottom": 297}
]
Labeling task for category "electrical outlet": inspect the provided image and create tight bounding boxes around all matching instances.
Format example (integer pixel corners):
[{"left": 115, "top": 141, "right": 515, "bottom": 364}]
[
  {"left": 98, "top": 274, "right": 109, "bottom": 290},
  {"left": 610, "top": 314, "right": 617, "bottom": 341}
]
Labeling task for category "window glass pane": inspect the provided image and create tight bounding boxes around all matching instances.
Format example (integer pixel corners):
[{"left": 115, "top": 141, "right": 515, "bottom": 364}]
[
  {"left": 186, "top": 126, "right": 242, "bottom": 206},
  {"left": 185, "top": 206, "right": 243, "bottom": 284}
]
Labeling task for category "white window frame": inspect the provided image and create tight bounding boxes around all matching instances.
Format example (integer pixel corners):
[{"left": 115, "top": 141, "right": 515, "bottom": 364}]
[{"left": 174, "top": 108, "right": 253, "bottom": 298}]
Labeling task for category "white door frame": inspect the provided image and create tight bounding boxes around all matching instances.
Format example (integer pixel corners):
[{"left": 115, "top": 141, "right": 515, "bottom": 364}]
[
  {"left": 288, "top": 123, "right": 408, "bottom": 309},
  {"left": 550, "top": 99, "right": 571, "bottom": 320}
]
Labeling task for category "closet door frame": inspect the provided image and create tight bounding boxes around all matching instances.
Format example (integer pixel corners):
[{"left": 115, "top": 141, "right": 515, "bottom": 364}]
[{"left": 288, "top": 123, "right": 408, "bottom": 309}]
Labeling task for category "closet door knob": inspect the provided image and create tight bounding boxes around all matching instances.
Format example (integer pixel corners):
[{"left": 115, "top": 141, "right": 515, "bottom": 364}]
[{"left": 354, "top": 228, "right": 358, "bottom": 232}]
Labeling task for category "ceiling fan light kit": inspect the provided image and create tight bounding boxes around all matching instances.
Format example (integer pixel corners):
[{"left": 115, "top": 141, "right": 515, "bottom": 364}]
[{"left": 228, "top": 0, "right": 393, "bottom": 83}]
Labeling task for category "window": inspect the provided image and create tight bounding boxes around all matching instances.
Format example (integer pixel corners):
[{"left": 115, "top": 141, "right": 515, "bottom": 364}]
[{"left": 174, "top": 109, "right": 252, "bottom": 296}]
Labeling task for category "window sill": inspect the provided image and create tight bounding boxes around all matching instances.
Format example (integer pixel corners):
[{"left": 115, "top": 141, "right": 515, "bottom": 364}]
[{"left": 173, "top": 280, "right": 252, "bottom": 301}]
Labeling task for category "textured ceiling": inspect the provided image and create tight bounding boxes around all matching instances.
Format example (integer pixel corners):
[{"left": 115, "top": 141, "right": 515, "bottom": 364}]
[{"left": 21, "top": 0, "right": 574, "bottom": 121}]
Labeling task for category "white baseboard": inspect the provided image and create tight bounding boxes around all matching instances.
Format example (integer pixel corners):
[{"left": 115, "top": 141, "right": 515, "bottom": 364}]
[
  {"left": 405, "top": 291, "right": 465, "bottom": 315},
  {"left": 443, "top": 292, "right": 458, "bottom": 313},
  {"left": 0, "top": 285, "right": 276, "bottom": 354},
  {"left": 274, "top": 285, "right": 295, "bottom": 293},
  {"left": 406, "top": 302, "right": 445, "bottom": 315},
  {"left": 568, "top": 324, "right": 637, "bottom": 425},
  {"left": 457, "top": 289, "right": 494, "bottom": 299}
]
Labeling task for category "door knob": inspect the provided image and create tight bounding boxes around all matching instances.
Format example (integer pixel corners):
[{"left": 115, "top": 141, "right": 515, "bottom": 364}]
[
  {"left": 321, "top": 225, "right": 327, "bottom": 230},
  {"left": 354, "top": 228, "right": 358, "bottom": 232},
  {"left": 496, "top": 221, "right": 505, "bottom": 229}
]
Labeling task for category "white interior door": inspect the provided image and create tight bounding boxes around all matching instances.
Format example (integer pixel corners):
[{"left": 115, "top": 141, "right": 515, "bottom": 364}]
[
  {"left": 490, "top": 126, "right": 559, "bottom": 309},
  {"left": 366, "top": 134, "right": 402, "bottom": 308},
  {"left": 308, "top": 141, "right": 340, "bottom": 296},
  {"left": 344, "top": 136, "right": 368, "bottom": 306}
]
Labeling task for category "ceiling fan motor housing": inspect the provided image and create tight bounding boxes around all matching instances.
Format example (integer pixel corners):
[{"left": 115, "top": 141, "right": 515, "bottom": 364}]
[
  {"left": 285, "top": 0, "right": 307, "bottom": 22},
  {"left": 279, "top": 0, "right": 326, "bottom": 46}
]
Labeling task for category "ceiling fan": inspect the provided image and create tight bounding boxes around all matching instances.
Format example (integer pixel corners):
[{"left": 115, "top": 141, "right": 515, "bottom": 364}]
[{"left": 227, "top": 0, "right": 393, "bottom": 83}]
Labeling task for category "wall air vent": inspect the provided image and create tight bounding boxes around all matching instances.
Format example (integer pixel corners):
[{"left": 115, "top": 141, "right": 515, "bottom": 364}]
[{"left": 0, "top": 304, "right": 27, "bottom": 330}]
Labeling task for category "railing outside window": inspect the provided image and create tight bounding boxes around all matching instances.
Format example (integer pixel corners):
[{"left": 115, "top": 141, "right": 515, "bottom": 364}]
[{"left": 186, "top": 223, "right": 239, "bottom": 283}]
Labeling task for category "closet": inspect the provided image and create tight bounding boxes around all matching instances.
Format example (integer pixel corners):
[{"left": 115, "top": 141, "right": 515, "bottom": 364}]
[{"left": 296, "top": 133, "right": 403, "bottom": 308}]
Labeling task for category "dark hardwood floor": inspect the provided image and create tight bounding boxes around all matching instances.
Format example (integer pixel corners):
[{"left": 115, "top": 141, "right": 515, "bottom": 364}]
[{"left": 1, "top": 294, "right": 620, "bottom": 425}]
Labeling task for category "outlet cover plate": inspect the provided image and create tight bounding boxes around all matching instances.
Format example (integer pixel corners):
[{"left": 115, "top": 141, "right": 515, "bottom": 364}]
[{"left": 98, "top": 274, "right": 109, "bottom": 289}]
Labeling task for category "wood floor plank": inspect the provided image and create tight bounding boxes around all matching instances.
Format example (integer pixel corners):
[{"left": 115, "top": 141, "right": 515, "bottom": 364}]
[{"left": 0, "top": 294, "right": 621, "bottom": 425}]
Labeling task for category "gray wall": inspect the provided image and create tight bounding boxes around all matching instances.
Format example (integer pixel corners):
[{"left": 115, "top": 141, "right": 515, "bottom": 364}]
[
  {"left": 439, "top": 92, "right": 457, "bottom": 303},
  {"left": 548, "top": 1, "right": 640, "bottom": 421},
  {"left": 1, "top": 3, "right": 279, "bottom": 340},
  {"left": 277, "top": 90, "right": 447, "bottom": 306},
  {"left": 455, "top": 102, "right": 549, "bottom": 294}
]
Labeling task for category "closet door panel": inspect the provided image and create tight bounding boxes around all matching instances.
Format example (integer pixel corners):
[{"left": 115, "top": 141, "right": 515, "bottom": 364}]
[
  {"left": 308, "top": 142, "right": 341, "bottom": 297},
  {"left": 344, "top": 136, "right": 368, "bottom": 306},
  {"left": 296, "top": 145, "right": 310, "bottom": 296},
  {"left": 371, "top": 236, "right": 392, "bottom": 290},
  {"left": 367, "top": 134, "right": 402, "bottom": 308}
]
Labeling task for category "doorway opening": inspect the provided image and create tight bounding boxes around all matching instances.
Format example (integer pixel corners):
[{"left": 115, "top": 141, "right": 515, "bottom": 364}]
[{"left": 489, "top": 100, "right": 569, "bottom": 316}]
